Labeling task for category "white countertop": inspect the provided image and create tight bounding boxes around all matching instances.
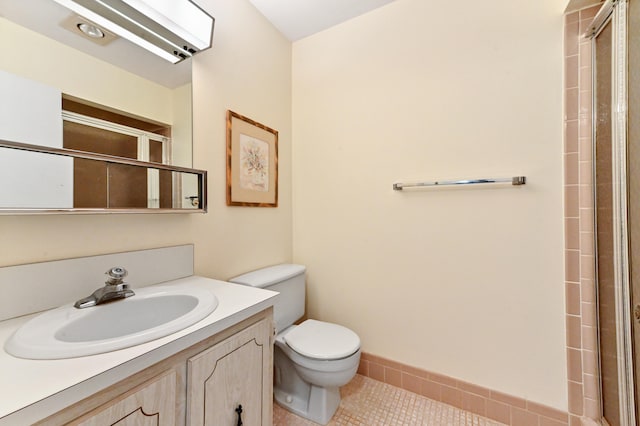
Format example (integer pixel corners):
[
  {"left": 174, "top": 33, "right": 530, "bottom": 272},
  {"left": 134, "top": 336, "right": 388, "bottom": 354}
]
[{"left": 0, "top": 276, "right": 277, "bottom": 425}]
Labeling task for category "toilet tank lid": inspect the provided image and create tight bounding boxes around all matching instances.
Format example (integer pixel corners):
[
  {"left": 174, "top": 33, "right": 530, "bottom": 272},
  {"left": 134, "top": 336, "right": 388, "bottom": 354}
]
[{"left": 229, "top": 264, "right": 306, "bottom": 288}]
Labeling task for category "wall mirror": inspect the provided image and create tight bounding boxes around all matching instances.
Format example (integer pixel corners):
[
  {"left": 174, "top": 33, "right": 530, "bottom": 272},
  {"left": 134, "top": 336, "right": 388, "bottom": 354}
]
[{"left": 0, "top": 0, "right": 208, "bottom": 213}]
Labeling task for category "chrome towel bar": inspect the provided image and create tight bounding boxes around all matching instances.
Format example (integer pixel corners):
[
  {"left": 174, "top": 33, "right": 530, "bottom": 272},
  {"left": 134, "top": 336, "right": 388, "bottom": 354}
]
[{"left": 392, "top": 176, "right": 526, "bottom": 190}]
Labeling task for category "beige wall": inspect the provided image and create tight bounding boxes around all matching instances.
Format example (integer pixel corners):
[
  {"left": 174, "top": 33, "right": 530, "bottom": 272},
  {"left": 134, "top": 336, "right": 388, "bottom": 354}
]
[
  {"left": 190, "top": 0, "right": 293, "bottom": 279},
  {"left": 292, "top": 0, "right": 567, "bottom": 411},
  {"left": 0, "top": 1, "right": 292, "bottom": 283}
]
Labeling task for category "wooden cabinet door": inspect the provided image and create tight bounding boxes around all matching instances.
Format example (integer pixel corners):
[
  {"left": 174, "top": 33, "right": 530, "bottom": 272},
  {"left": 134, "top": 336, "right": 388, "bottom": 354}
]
[
  {"left": 187, "top": 318, "right": 272, "bottom": 426},
  {"left": 70, "top": 370, "right": 176, "bottom": 426}
]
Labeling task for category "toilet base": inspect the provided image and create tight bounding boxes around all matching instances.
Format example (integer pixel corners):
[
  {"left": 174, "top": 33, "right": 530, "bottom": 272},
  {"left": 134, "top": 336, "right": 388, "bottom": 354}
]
[
  {"left": 274, "top": 342, "right": 343, "bottom": 425},
  {"left": 275, "top": 384, "right": 340, "bottom": 425}
]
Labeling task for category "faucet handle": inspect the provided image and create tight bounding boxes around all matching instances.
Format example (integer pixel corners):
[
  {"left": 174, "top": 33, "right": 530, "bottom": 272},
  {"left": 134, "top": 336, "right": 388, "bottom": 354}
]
[{"left": 105, "top": 266, "right": 128, "bottom": 285}]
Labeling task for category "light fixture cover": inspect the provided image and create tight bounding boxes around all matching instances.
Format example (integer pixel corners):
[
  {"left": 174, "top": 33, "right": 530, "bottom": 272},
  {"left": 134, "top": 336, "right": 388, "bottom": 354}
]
[
  {"left": 53, "top": 0, "right": 215, "bottom": 63},
  {"left": 77, "top": 22, "right": 105, "bottom": 38}
]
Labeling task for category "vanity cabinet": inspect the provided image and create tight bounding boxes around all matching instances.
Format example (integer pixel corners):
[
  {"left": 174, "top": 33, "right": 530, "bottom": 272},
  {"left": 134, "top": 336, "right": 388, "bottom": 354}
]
[
  {"left": 187, "top": 318, "right": 272, "bottom": 425},
  {"left": 72, "top": 371, "right": 176, "bottom": 426},
  {"left": 35, "top": 309, "right": 273, "bottom": 426}
]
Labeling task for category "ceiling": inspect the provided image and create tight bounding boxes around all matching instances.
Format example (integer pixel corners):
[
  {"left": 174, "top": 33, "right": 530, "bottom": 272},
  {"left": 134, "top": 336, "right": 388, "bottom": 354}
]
[
  {"left": 0, "top": 0, "right": 397, "bottom": 87},
  {"left": 247, "top": 0, "right": 397, "bottom": 41}
]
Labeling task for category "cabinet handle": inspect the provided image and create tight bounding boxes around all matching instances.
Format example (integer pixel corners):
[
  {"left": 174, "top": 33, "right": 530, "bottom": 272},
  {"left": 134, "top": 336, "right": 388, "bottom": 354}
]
[{"left": 235, "top": 404, "right": 243, "bottom": 426}]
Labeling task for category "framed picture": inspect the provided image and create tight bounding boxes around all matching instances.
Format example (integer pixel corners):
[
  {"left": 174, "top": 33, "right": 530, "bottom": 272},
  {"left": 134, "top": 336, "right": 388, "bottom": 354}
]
[{"left": 226, "top": 110, "right": 278, "bottom": 207}]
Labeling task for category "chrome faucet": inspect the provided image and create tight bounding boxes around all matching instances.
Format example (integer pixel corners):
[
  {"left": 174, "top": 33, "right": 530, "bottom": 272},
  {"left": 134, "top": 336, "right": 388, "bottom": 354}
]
[{"left": 74, "top": 267, "right": 135, "bottom": 309}]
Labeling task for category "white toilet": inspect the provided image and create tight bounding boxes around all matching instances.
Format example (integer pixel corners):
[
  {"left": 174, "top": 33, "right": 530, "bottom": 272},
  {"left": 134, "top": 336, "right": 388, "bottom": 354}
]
[{"left": 230, "top": 264, "right": 361, "bottom": 425}]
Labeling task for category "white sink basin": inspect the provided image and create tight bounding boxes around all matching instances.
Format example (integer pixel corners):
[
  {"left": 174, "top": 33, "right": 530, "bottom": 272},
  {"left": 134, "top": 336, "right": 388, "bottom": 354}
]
[{"left": 4, "top": 284, "right": 218, "bottom": 359}]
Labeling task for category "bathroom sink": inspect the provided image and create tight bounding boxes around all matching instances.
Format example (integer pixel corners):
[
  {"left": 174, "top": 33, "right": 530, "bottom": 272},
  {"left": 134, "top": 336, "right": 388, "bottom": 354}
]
[{"left": 4, "top": 284, "right": 218, "bottom": 359}]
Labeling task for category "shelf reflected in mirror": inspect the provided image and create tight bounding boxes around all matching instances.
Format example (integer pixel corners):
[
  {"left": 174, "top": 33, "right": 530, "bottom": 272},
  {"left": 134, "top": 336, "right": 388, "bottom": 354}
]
[{"left": 0, "top": 140, "right": 206, "bottom": 214}]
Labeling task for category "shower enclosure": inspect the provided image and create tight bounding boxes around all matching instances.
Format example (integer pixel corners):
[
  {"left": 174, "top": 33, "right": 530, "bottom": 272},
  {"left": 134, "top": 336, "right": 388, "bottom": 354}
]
[{"left": 591, "top": 0, "right": 639, "bottom": 424}]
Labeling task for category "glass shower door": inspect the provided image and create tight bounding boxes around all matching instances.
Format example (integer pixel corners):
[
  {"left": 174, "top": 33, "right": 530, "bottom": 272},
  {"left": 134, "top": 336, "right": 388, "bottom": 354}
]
[
  {"left": 627, "top": 0, "right": 640, "bottom": 421},
  {"left": 593, "top": 0, "right": 637, "bottom": 424},
  {"left": 594, "top": 16, "right": 620, "bottom": 425}
]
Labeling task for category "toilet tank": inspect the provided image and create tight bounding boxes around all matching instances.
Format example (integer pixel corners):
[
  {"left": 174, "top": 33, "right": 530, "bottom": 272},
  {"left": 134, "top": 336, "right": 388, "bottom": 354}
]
[{"left": 229, "top": 264, "right": 306, "bottom": 333}]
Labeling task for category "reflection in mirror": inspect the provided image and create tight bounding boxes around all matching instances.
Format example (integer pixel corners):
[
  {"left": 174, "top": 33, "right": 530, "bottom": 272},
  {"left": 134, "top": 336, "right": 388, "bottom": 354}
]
[
  {"left": 0, "top": 0, "right": 205, "bottom": 213},
  {"left": 62, "top": 96, "right": 172, "bottom": 165}
]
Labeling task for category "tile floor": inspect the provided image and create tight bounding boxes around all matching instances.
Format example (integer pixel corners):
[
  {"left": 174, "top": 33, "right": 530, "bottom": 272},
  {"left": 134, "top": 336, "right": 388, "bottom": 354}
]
[{"left": 273, "top": 374, "right": 505, "bottom": 425}]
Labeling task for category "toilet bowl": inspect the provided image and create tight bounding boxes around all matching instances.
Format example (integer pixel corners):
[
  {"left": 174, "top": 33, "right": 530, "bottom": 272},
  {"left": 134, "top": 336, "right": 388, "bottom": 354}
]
[
  {"left": 229, "top": 264, "right": 361, "bottom": 425},
  {"left": 274, "top": 320, "right": 361, "bottom": 424}
]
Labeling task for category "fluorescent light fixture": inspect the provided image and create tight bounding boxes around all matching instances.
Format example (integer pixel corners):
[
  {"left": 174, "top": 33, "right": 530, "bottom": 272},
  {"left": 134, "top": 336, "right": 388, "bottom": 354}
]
[{"left": 53, "top": 0, "right": 214, "bottom": 64}]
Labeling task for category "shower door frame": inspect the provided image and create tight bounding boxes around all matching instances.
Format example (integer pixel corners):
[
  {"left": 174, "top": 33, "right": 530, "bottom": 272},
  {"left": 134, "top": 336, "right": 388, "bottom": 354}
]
[{"left": 590, "top": 0, "right": 636, "bottom": 424}]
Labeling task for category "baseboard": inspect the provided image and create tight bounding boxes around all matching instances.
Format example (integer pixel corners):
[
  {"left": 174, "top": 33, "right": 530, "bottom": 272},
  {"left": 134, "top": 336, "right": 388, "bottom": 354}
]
[{"left": 358, "top": 352, "right": 569, "bottom": 425}]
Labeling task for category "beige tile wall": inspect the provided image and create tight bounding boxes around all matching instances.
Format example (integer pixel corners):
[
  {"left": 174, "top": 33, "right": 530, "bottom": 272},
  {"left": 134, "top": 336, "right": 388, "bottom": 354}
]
[
  {"left": 357, "top": 353, "right": 569, "bottom": 425},
  {"left": 563, "top": 4, "right": 602, "bottom": 425}
]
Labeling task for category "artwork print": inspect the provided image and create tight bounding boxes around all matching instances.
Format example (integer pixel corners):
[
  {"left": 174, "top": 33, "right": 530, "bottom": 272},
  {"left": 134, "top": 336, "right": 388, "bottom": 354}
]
[
  {"left": 226, "top": 110, "right": 278, "bottom": 207},
  {"left": 239, "top": 134, "right": 269, "bottom": 192}
]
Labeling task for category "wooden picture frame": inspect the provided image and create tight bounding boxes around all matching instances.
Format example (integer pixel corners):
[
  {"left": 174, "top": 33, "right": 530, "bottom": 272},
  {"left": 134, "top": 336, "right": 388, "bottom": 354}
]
[{"left": 226, "top": 110, "right": 278, "bottom": 207}]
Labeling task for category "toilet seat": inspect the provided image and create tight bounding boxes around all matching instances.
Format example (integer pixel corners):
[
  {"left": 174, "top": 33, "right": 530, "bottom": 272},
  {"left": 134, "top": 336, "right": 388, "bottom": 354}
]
[{"left": 284, "top": 319, "right": 360, "bottom": 360}]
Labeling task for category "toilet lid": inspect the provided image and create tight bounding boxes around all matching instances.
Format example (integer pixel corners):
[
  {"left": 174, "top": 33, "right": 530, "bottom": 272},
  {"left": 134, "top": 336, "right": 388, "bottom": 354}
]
[{"left": 284, "top": 319, "right": 360, "bottom": 360}]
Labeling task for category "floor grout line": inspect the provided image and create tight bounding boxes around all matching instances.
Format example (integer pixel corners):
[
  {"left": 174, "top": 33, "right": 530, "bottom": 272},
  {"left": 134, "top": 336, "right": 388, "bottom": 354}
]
[{"left": 273, "top": 374, "right": 506, "bottom": 425}]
